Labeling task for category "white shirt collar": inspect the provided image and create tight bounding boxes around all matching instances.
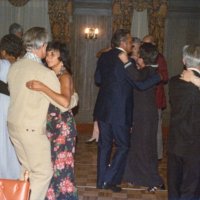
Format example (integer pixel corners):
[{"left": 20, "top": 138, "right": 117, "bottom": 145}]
[
  {"left": 150, "top": 64, "right": 158, "bottom": 68},
  {"left": 116, "top": 47, "right": 126, "bottom": 53},
  {"left": 23, "top": 52, "right": 42, "bottom": 64},
  {"left": 188, "top": 67, "right": 200, "bottom": 75}
]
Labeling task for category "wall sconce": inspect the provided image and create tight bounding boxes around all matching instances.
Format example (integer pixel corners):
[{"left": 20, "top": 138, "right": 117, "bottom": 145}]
[{"left": 84, "top": 27, "right": 99, "bottom": 39}]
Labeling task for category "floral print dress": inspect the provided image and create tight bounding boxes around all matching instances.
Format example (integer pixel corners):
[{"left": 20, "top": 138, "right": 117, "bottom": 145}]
[{"left": 45, "top": 104, "right": 78, "bottom": 200}]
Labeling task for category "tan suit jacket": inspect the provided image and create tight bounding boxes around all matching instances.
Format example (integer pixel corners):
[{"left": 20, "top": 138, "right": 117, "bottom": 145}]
[{"left": 7, "top": 58, "right": 69, "bottom": 130}]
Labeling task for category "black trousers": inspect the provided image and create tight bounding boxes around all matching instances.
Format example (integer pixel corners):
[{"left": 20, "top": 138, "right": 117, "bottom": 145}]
[{"left": 167, "top": 152, "right": 200, "bottom": 200}]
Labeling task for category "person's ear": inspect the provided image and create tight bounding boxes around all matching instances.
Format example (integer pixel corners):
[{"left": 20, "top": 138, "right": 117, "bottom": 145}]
[
  {"left": 1, "top": 50, "right": 7, "bottom": 58},
  {"left": 182, "top": 58, "right": 186, "bottom": 65},
  {"left": 120, "top": 40, "right": 126, "bottom": 49}
]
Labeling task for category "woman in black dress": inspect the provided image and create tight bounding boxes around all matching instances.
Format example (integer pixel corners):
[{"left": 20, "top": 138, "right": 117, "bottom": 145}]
[{"left": 123, "top": 43, "right": 164, "bottom": 191}]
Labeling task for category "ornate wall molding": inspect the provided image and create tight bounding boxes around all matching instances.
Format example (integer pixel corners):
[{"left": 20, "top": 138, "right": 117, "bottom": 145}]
[{"left": 8, "top": 0, "right": 30, "bottom": 7}]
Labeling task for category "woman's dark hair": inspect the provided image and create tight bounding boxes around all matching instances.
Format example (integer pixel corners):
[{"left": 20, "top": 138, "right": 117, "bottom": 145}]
[
  {"left": 46, "top": 41, "right": 72, "bottom": 74},
  {"left": 139, "top": 43, "right": 158, "bottom": 65},
  {"left": 0, "top": 34, "right": 23, "bottom": 58}
]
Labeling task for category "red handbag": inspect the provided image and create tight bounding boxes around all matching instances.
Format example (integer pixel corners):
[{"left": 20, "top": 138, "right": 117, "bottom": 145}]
[{"left": 0, "top": 171, "right": 30, "bottom": 200}]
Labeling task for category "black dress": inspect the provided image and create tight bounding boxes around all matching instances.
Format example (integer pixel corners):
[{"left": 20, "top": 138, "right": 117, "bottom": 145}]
[{"left": 123, "top": 66, "right": 164, "bottom": 188}]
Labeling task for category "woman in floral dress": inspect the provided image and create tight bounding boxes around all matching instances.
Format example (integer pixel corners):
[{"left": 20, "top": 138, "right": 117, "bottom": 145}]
[{"left": 26, "top": 41, "right": 78, "bottom": 200}]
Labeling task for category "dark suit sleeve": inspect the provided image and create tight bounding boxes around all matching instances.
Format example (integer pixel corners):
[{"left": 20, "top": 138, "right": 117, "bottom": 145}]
[
  {"left": 124, "top": 61, "right": 161, "bottom": 90},
  {"left": 134, "top": 73, "right": 161, "bottom": 90},
  {"left": 0, "top": 80, "right": 10, "bottom": 96},
  {"left": 169, "top": 76, "right": 197, "bottom": 121},
  {"left": 169, "top": 76, "right": 200, "bottom": 142},
  {"left": 124, "top": 59, "right": 145, "bottom": 81}
]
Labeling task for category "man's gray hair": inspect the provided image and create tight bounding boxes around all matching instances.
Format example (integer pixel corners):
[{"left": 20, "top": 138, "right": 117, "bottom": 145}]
[
  {"left": 132, "top": 37, "right": 141, "bottom": 44},
  {"left": 183, "top": 44, "right": 200, "bottom": 68},
  {"left": 23, "top": 27, "right": 48, "bottom": 51},
  {"left": 111, "top": 29, "right": 130, "bottom": 48},
  {"left": 9, "top": 23, "right": 23, "bottom": 35}
]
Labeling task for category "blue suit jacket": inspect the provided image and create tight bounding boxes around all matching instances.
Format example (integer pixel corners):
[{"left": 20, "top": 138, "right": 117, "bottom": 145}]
[{"left": 94, "top": 48, "right": 160, "bottom": 126}]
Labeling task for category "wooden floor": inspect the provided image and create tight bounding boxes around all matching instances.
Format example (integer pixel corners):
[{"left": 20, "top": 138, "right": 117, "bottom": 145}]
[{"left": 75, "top": 124, "right": 168, "bottom": 200}]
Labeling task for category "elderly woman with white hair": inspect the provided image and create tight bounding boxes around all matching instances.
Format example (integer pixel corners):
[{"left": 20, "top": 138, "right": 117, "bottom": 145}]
[{"left": 180, "top": 45, "right": 200, "bottom": 85}]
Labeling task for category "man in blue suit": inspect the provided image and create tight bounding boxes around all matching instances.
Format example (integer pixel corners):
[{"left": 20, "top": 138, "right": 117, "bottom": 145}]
[{"left": 94, "top": 29, "right": 161, "bottom": 192}]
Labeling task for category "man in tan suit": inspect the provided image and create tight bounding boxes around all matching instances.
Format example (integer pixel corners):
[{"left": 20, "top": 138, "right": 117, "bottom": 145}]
[{"left": 7, "top": 27, "right": 78, "bottom": 200}]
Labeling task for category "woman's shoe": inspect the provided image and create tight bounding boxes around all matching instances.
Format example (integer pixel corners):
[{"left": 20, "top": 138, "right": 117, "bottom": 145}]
[
  {"left": 127, "top": 182, "right": 136, "bottom": 187},
  {"left": 147, "top": 184, "right": 165, "bottom": 192},
  {"left": 85, "top": 138, "right": 97, "bottom": 144}
]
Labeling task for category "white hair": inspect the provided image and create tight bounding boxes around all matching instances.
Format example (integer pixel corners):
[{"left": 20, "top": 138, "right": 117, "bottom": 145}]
[
  {"left": 183, "top": 44, "right": 200, "bottom": 68},
  {"left": 23, "top": 27, "right": 48, "bottom": 52}
]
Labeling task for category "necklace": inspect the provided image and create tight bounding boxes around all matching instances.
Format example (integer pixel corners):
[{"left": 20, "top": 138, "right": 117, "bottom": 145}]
[{"left": 56, "top": 66, "right": 66, "bottom": 77}]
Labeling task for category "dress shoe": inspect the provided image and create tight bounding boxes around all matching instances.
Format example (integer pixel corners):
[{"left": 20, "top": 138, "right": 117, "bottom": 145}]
[
  {"left": 101, "top": 182, "right": 122, "bottom": 192},
  {"left": 127, "top": 182, "right": 136, "bottom": 187},
  {"left": 85, "top": 138, "right": 97, "bottom": 144},
  {"left": 147, "top": 184, "right": 165, "bottom": 192}
]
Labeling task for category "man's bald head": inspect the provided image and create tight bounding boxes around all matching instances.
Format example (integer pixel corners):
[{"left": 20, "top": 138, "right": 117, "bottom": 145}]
[{"left": 143, "top": 35, "right": 155, "bottom": 45}]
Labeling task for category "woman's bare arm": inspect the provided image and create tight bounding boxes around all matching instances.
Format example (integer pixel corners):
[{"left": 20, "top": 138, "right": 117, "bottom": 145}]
[{"left": 26, "top": 73, "right": 74, "bottom": 108}]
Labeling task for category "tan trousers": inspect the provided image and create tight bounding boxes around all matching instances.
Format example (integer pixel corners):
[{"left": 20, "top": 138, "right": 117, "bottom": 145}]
[{"left": 8, "top": 123, "right": 53, "bottom": 200}]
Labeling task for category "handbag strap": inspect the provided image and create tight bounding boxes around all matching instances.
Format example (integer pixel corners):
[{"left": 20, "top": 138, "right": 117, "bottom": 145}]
[{"left": 24, "top": 171, "right": 29, "bottom": 182}]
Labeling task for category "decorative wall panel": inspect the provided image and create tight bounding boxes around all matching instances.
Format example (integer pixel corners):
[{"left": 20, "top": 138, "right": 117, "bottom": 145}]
[{"left": 72, "top": 14, "right": 112, "bottom": 122}]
